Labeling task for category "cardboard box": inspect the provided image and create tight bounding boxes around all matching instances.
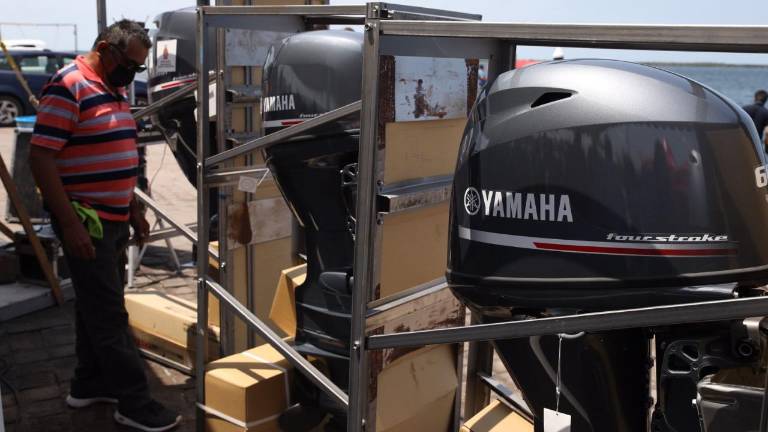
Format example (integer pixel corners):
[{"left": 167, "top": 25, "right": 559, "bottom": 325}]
[
  {"left": 461, "top": 400, "right": 534, "bottom": 432},
  {"left": 383, "top": 118, "right": 465, "bottom": 185},
  {"left": 375, "top": 344, "right": 458, "bottom": 432},
  {"left": 204, "top": 414, "right": 280, "bottom": 432},
  {"left": 234, "top": 236, "right": 295, "bottom": 351},
  {"left": 268, "top": 264, "right": 307, "bottom": 338},
  {"left": 379, "top": 202, "right": 450, "bottom": 299},
  {"left": 125, "top": 290, "right": 220, "bottom": 369},
  {"left": 204, "top": 342, "right": 295, "bottom": 427},
  {"left": 131, "top": 325, "right": 218, "bottom": 371}
]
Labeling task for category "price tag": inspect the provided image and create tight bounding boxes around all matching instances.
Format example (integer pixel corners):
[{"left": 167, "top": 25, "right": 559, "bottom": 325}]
[
  {"left": 544, "top": 408, "right": 571, "bottom": 432},
  {"left": 238, "top": 176, "right": 259, "bottom": 193}
]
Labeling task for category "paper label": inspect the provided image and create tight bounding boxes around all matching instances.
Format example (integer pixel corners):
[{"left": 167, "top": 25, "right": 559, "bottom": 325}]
[
  {"left": 238, "top": 175, "right": 259, "bottom": 193},
  {"left": 544, "top": 408, "right": 571, "bottom": 432},
  {"left": 193, "top": 81, "right": 217, "bottom": 119},
  {"left": 155, "top": 39, "right": 177, "bottom": 74}
]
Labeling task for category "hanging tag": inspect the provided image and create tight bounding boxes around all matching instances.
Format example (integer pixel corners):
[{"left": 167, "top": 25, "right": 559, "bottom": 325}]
[
  {"left": 544, "top": 408, "right": 571, "bottom": 432},
  {"left": 238, "top": 176, "right": 259, "bottom": 193}
]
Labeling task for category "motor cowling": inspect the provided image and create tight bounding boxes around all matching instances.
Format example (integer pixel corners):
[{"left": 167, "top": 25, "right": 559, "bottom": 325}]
[
  {"left": 447, "top": 60, "right": 768, "bottom": 432},
  {"left": 448, "top": 59, "right": 768, "bottom": 313}
]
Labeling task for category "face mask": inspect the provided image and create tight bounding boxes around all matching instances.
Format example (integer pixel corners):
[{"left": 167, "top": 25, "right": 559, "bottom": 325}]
[
  {"left": 99, "top": 46, "right": 137, "bottom": 88},
  {"left": 106, "top": 63, "right": 136, "bottom": 88}
]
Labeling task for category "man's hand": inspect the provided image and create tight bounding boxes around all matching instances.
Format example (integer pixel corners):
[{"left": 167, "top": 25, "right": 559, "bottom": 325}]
[
  {"left": 61, "top": 220, "right": 96, "bottom": 260},
  {"left": 130, "top": 207, "right": 150, "bottom": 248}
]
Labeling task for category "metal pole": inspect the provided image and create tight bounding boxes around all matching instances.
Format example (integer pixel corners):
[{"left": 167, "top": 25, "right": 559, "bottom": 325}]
[
  {"left": 206, "top": 279, "right": 349, "bottom": 406},
  {"left": 195, "top": 6, "right": 210, "bottom": 432},
  {"left": 205, "top": 100, "right": 361, "bottom": 166},
  {"left": 347, "top": 7, "right": 382, "bottom": 431},
  {"left": 133, "top": 188, "right": 219, "bottom": 260},
  {"left": 96, "top": 0, "right": 107, "bottom": 34},
  {"left": 367, "top": 297, "right": 768, "bottom": 350},
  {"left": 73, "top": 24, "right": 78, "bottom": 52},
  {"left": 214, "top": 24, "right": 234, "bottom": 357}
]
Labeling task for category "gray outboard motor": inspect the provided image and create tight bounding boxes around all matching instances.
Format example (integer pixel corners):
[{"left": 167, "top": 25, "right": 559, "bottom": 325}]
[
  {"left": 448, "top": 59, "right": 768, "bottom": 431},
  {"left": 148, "top": 7, "right": 215, "bottom": 187},
  {"left": 261, "top": 30, "right": 362, "bottom": 429}
]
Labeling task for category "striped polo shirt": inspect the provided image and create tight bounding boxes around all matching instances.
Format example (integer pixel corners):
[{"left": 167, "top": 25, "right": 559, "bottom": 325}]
[{"left": 31, "top": 55, "right": 138, "bottom": 222}]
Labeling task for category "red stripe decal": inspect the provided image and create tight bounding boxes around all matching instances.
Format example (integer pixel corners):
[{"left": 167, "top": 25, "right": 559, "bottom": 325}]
[
  {"left": 281, "top": 120, "right": 303, "bottom": 126},
  {"left": 533, "top": 242, "right": 737, "bottom": 256},
  {"left": 159, "top": 78, "right": 196, "bottom": 90}
]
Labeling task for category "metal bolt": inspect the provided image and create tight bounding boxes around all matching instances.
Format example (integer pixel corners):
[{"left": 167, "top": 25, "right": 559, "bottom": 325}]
[
  {"left": 364, "top": 23, "right": 372, "bottom": 32},
  {"left": 220, "top": 262, "right": 227, "bottom": 269},
  {"left": 353, "top": 341, "right": 360, "bottom": 351}
]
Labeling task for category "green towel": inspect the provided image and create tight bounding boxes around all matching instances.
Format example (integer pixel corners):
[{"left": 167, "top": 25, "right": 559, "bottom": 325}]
[{"left": 71, "top": 201, "right": 103, "bottom": 240}]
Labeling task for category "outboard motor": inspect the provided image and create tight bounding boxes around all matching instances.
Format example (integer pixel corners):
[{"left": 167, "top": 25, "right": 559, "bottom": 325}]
[
  {"left": 448, "top": 59, "right": 768, "bottom": 431},
  {"left": 148, "top": 7, "right": 215, "bottom": 187},
  {"left": 261, "top": 30, "right": 362, "bottom": 428}
]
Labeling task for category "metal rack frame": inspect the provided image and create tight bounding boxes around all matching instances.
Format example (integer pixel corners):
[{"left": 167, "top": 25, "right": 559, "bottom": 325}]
[
  {"left": 193, "top": 4, "right": 768, "bottom": 432},
  {"left": 193, "top": 4, "right": 480, "bottom": 432}
]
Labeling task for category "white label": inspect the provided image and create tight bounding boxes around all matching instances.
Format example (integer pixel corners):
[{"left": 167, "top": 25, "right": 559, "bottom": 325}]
[
  {"left": 208, "top": 82, "right": 217, "bottom": 118},
  {"left": 755, "top": 164, "right": 768, "bottom": 188},
  {"left": 155, "top": 39, "right": 177, "bottom": 74},
  {"left": 543, "top": 408, "right": 571, "bottom": 432},
  {"left": 193, "top": 80, "right": 217, "bottom": 119},
  {"left": 238, "top": 176, "right": 259, "bottom": 193}
]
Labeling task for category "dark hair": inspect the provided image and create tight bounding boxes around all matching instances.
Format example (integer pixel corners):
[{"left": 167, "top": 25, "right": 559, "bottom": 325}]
[
  {"left": 92, "top": 19, "right": 151, "bottom": 51},
  {"left": 755, "top": 90, "right": 768, "bottom": 104}
]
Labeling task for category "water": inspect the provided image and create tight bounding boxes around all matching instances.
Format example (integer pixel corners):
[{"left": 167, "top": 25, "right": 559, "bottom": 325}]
[{"left": 653, "top": 64, "right": 768, "bottom": 108}]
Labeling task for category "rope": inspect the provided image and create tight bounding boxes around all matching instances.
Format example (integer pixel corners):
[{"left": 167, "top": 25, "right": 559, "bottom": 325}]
[{"left": 0, "top": 40, "right": 39, "bottom": 108}]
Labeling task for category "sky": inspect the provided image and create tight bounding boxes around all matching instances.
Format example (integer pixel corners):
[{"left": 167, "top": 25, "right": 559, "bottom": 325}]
[{"left": 0, "top": 0, "right": 767, "bottom": 64}]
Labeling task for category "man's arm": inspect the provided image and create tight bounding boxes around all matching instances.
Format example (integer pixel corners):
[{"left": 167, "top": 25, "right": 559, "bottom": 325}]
[
  {"left": 29, "top": 147, "right": 95, "bottom": 260},
  {"left": 28, "top": 79, "right": 95, "bottom": 260},
  {"left": 129, "top": 195, "right": 149, "bottom": 247}
]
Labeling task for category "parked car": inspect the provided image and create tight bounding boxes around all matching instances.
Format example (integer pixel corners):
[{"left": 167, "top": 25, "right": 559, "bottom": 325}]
[{"left": 0, "top": 49, "right": 147, "bottom": 126}]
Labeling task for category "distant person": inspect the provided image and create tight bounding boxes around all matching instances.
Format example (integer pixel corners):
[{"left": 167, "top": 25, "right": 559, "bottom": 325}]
[
  {"left": 479, "top": 64, "right": 487, "bottom": 88},
  {"left": 742, "top": 90, "right": 768, "bottom": 143},
  {"left": 28, "top": 20, "right": 181, "bottom": 432}
]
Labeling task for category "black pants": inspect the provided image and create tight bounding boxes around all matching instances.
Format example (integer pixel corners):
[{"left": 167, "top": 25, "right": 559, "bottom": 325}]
[{"left": 54, "top": 219, "right": 151, "bottom": 412}]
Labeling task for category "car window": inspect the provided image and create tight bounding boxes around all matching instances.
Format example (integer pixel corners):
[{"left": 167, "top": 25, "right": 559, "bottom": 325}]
[
  {"left": 60, "top": 55, "right": 76, "bottom": 68},
  {"left": 0, "top": 56, "right": 10, "bottom": 71},
  {"left": 18, "top": 55, "right": 59, "bottom": 74}
]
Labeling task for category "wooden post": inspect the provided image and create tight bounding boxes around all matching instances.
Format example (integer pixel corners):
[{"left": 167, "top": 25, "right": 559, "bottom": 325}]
[
  {"left": 0, "top": 220, "right": 13, "bottom": 240},
  {"left": 0, "top": 154, "right": 63, "bottom": 305}
]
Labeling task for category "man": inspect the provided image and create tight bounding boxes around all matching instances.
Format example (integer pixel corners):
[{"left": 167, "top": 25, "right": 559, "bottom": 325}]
[
  {"left": 29, "top": 20, "right": 180, "bottom": 431},
  {"left": 742, "top": 89, "right": 768, "bottom": 144}
]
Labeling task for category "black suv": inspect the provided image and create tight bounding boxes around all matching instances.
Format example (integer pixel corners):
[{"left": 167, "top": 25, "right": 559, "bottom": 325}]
[{"left": 0, "top": 50, "right": 147, "bottom": 126}]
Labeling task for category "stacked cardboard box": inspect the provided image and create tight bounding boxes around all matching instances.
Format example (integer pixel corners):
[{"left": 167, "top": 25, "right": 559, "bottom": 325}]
[
  {"left": 461, "top": 400, "right": 534, "bottom": 432},
  {"left": 375, "top": 344, "right": 459, "bottom": 432},
  {"left": 125, "top": 290, "right": 220, "bottom": 371},
  {"left": 204, "top": 342, "right": 301, "bottom": 432},
  {"left": 268, "top": 264, "right": 306, "bottom": 338},
  {"left": 203, "top": 342, "right": 458, "bottom": 432}
]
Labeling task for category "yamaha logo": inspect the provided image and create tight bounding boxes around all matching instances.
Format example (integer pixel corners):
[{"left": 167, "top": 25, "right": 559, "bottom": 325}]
[
  {"left": 463, "top": 186, "right": 574, "bottom": 222},
  {"left": 464, "top": 187, "right": 481, "bottom": 215}
]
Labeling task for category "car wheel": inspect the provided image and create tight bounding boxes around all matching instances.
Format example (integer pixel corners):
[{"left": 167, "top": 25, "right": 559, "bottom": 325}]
[{"left": 0, "top": 95, "right": 22, "bottom": 127}]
